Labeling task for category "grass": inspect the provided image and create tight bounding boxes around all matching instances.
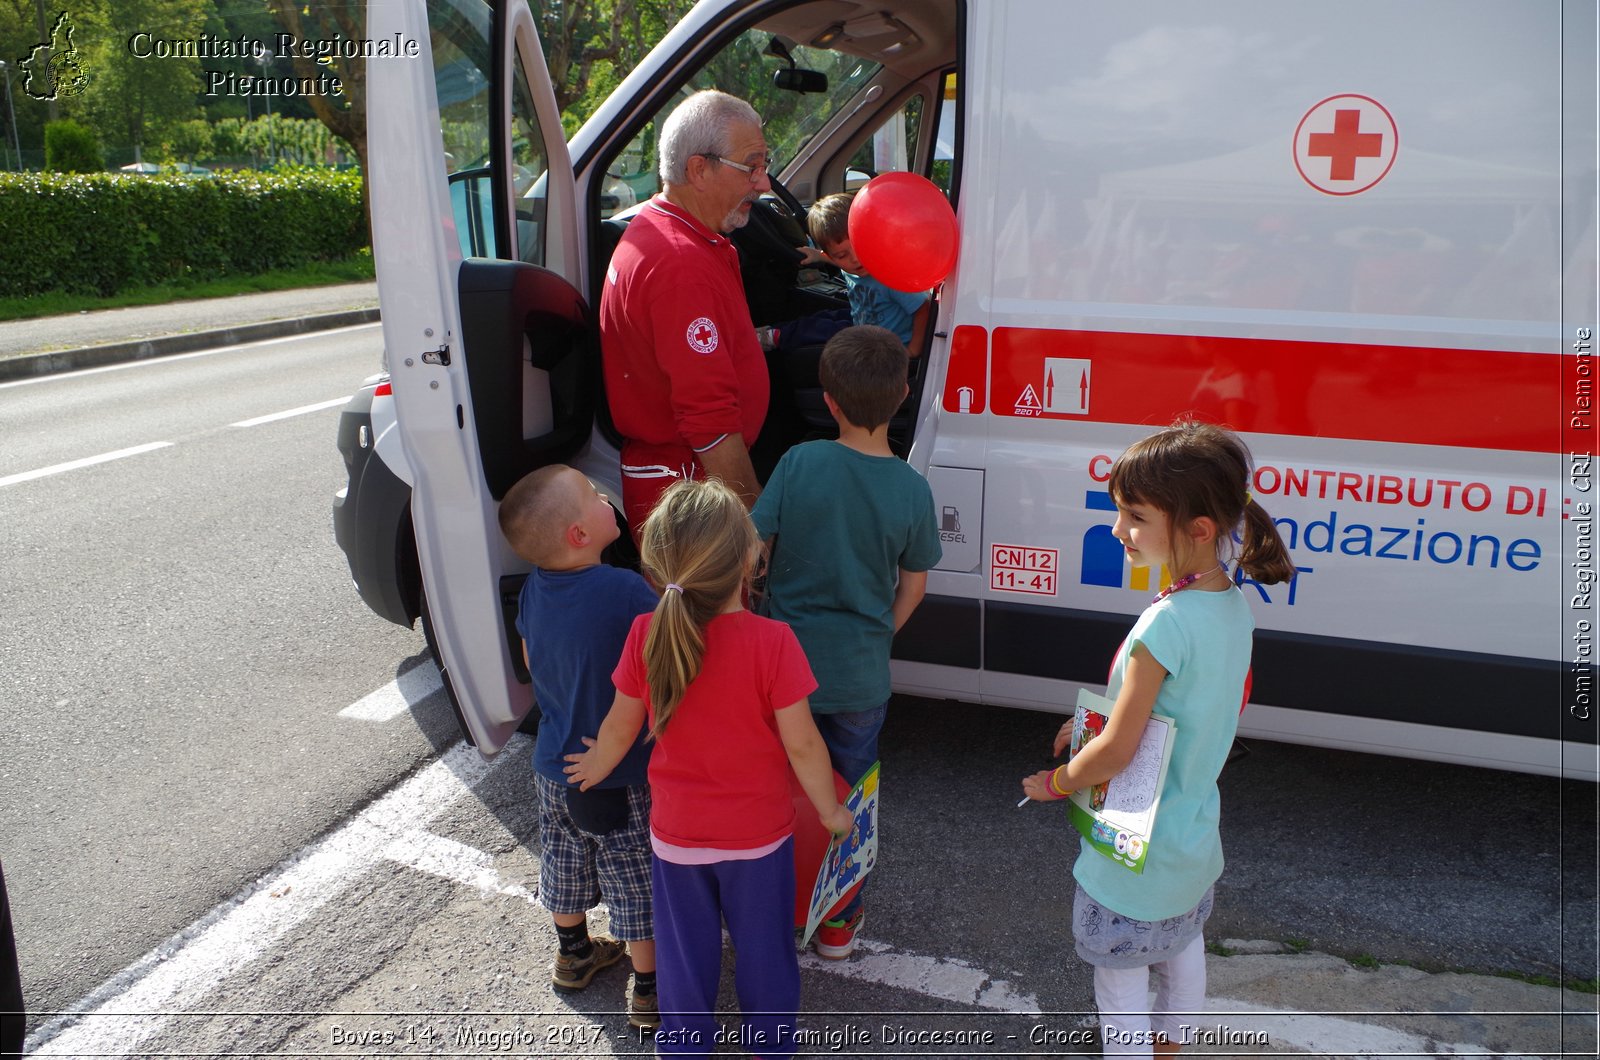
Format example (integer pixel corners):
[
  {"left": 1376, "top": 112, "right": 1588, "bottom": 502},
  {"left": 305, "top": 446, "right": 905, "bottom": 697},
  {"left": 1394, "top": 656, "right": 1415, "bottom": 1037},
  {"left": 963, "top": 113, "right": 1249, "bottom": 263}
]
[
  {"left": 1494, "top": 970, "right": 1600, "bottom": 994},
  {"left": 1209, "top": 938, "right": 1598, "bottom": 992},
  {"left": 0, "top": 253, "right": 375, "bottom": 322},
  {"left": 1210, "top": 936, "right": 1598, "bottom": 993}
]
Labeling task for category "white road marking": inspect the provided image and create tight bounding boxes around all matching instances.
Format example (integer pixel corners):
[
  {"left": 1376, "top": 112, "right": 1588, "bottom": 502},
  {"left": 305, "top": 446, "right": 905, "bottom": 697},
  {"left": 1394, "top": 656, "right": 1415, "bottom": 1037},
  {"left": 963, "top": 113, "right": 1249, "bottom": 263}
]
[
  {"left": 25, "top": 737, "right": 519, "bottom": 1057},
  {"left": 383, "top": 830, "right": 539, "bottom": 904},
  {"left": 0, "top": 441, "right": 173, "bottom": 489},
  {"left": 334, "top": 666, "right": 441, "bottom": 723},
  {"left": 338, "top": 664, "right": 444, "bottom": 722},
  {"left": 229, "top": 396, "right": 348, "bottom": 428},
  {"left": 804, "top": 937, "right": 1040, "bottom": 1012},
  {"left": 0, "top": 322, "right": 381, "bottom": 391},
  {"left": 1204, "top": 998, "right": 1541, "bottom": 1058}
]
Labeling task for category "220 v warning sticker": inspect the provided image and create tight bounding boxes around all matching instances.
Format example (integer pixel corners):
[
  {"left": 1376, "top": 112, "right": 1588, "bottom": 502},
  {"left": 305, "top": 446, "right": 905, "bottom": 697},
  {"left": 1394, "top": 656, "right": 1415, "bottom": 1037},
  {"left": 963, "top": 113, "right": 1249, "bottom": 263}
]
[{"left": 990, "top": 543, "right": 1058, "bottom": 596}]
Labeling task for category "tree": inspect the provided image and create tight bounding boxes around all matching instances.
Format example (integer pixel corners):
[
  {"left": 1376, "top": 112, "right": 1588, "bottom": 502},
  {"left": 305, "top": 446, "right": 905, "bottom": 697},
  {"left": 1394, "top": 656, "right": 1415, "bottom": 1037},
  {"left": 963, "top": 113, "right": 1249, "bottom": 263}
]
[
  {"left": 543, "top": 0, "right": 691, "bottom": 130},
  {"left": 160, "top": 117, "right": 213, "bottom": 165},
  {"left": 534, "top": 0, "right": 634, "bottom": 116},
  {"left": 76, "top": 0, "right": 217, "bottom": 162},
  {"left": 265, "top": 1, "right": 369, "bottom": 221},
  {"left": 43, "top": 118, "right": 102, "bottom": 171}
]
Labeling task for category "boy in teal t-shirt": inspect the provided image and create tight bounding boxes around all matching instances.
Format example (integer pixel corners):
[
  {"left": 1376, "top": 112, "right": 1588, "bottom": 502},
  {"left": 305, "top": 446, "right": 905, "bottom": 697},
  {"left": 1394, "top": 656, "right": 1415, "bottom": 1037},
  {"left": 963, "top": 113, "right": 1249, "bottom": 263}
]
[{"left": 750, "top": 325, "right": 942, "bottom": 959}]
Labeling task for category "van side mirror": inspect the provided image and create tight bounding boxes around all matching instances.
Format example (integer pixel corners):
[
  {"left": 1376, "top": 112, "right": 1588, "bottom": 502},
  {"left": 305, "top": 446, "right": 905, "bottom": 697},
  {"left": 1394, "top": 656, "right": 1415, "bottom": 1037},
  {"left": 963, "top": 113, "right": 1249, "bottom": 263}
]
[{"left": 773, "top": 68, "right": 827, "bottom": 93}]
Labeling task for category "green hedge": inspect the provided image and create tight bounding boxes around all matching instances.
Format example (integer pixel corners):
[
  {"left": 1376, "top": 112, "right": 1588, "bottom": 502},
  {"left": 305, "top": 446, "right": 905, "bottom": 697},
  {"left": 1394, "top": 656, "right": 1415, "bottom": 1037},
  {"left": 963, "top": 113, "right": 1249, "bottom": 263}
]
[{"left": 0, "top": 170, "right": 368, "bottom": 298}]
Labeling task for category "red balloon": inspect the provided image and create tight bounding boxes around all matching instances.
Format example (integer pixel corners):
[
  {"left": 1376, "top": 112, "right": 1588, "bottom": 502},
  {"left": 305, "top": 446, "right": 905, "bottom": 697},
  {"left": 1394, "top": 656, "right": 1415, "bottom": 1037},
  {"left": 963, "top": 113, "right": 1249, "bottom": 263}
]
[
  {"left": 847, "top": 172, "right": 959, "bottom": 293},
  {"left": 790, "top": 769, "right": 862, "bottom": 929}
]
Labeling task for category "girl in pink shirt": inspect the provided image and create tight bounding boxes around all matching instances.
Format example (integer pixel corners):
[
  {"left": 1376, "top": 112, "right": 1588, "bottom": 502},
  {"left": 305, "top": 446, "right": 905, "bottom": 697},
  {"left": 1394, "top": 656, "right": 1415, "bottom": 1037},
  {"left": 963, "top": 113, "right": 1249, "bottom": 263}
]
[{"left": 568, "top": 479, "right": 852, "bottom": 1058}]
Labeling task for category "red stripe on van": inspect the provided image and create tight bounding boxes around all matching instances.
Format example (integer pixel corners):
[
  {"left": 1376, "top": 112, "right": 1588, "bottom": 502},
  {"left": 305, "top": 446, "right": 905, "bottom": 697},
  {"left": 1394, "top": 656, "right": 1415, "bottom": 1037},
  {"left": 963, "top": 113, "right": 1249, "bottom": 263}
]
[
  {"left": 943, "top": 325, "right": 988, "bottom": 414},
  {"left": 988, "top": 329, "right": 1561, "bottom": 453}
]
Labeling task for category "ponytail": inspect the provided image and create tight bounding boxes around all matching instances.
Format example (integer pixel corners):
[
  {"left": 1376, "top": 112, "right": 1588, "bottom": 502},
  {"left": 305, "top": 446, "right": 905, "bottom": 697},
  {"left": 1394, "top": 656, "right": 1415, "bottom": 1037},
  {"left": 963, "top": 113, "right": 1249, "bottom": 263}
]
[
  {"left": 1238, "top": 495, "right": 1296, "bottom": 585},
  {"left": 643, "top": 586, "right": 711, "bottom": 738},
  {"left": 636, "top": 479, "right": 758, "bottom": 738}
]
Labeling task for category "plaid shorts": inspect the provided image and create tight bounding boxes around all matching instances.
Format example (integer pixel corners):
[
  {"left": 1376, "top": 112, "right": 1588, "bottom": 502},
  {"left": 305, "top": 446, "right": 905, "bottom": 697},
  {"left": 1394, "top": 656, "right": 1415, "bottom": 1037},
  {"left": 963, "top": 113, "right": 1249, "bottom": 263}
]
[{"left": 534, "top": 773, "right": 653, "bottom": 940}]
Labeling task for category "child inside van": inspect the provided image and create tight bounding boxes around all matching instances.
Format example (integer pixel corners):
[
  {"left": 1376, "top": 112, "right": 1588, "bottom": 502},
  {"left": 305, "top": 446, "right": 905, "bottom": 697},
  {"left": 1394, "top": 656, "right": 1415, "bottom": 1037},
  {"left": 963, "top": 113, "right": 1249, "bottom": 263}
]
[
  {"left": 498, "top": 465, "right": 660, "bottom": 1029},
  {"left": 757, "top": 192, "right": 932, "bottom": 355},
  {"left": 1020, "top": 421, "right": 1295, "bottom": 1057},
  {"left": 811, "top": 191, "right": 932, "bottom": 350},
  {"left": 750, "top": 325, "right": 943, "bottom": 958},
  {"left": 565, "top": 479, "right": 854, "bottom": 1058}
]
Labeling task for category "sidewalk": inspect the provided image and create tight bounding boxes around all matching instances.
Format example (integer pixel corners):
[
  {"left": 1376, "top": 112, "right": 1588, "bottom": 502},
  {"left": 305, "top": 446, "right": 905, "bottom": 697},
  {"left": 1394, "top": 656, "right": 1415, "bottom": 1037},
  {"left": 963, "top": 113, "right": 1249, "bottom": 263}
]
[
  {"left": 1194, "top": 941, "right": 1590, "bottom": 1057},
  {"left": 0, "top": 282, "right": 380, "bottom": 381}
]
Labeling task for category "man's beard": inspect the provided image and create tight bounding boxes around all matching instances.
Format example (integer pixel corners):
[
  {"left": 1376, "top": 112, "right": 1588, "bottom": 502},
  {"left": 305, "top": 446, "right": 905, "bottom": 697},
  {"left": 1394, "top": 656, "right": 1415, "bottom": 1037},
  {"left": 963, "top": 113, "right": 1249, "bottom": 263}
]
[{"left": 721, "top": 197, "right": 755, "bottom": 232}]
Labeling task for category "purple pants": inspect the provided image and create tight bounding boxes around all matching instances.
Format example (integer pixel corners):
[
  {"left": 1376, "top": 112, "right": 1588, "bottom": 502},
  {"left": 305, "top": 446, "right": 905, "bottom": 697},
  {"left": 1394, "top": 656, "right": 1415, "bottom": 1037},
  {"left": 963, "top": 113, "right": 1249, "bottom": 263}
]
[{"left": 651, "top": 839, "right": 798, "bottom": 1059}]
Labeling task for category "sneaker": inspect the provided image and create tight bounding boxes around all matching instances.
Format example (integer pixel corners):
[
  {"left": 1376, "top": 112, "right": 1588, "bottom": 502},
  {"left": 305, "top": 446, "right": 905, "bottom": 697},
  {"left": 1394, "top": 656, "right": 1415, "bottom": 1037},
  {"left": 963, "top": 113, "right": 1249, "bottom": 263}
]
[
  {"left": 551, "top": 936, "right": 624, "bottom": 992},
  {"left": 813, "top": 909, "right": 863, "bottom": 960},
  {"left": 627, "top": 978, "right": 661, "bottom": 1030}
]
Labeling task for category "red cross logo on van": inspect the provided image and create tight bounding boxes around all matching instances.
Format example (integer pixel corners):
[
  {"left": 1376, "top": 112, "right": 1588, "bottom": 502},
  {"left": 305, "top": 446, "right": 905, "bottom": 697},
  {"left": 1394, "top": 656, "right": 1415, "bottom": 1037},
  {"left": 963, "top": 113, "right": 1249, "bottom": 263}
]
[{"left": 1293, "top": 95, "right": 1398, "bottom": 196}]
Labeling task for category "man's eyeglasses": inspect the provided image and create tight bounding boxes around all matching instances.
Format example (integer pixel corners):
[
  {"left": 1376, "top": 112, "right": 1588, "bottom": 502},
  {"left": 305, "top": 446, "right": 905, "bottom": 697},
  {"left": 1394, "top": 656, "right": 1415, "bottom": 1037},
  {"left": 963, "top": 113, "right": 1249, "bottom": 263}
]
[{"left": 707, "top": 154, "right": 771, "bottom": 183}]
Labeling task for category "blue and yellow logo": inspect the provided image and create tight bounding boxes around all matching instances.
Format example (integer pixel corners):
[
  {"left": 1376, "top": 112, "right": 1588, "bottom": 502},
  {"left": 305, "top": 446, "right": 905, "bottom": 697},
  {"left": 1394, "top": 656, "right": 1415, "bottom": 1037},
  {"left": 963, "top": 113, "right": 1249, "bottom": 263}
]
[{"left": 1079, "top": 491, "right": 1172, "bottom": 594}]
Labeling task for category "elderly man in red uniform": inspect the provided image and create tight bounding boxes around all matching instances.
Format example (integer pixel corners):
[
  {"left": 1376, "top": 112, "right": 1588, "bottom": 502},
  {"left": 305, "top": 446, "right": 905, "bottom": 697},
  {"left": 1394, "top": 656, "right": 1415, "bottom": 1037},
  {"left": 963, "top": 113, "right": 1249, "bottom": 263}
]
[{"left": 601, "top": 90, "right": 773, "bottom": 534}]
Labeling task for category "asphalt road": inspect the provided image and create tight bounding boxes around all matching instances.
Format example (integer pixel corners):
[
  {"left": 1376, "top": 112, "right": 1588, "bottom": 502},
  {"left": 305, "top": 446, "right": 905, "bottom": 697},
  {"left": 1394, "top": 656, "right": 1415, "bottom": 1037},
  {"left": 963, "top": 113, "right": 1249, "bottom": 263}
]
[{"left": 0, "top": 324, "right": 459, "bottom": 1029}]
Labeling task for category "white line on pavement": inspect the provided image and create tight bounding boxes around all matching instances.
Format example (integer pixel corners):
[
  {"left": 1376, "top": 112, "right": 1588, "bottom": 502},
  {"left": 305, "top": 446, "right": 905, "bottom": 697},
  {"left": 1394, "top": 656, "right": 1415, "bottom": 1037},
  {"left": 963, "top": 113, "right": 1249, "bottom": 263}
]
[
  {"left": 338, "top": 664, "right": 444, "bottom": 722},
  {"left": 0, "top": 441, "right": 173, "bottom": 489},
  {"left": 0, "top": 322, "right": 382, "bottom": 391},
  {"left": 383, "top": 831, "right": 539, "bottom": 904},
  {"left": 1203, "top": 997, "right": 1541, "bottom": 1058},
  {"left": 803, "top": 937, "right": 1041, "bottom": 1012},
  {"left": 229, "top": 396, "right": 349, "bottom": 428},
  {"left": 25, "top": 737, "right": 517, "bottom": 1057}
]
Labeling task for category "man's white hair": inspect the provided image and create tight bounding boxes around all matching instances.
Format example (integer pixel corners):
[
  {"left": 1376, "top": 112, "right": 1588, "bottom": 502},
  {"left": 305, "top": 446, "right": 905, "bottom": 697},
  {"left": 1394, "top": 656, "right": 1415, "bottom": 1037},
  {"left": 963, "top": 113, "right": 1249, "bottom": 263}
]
[{"left": 658, "top": 89, "right": 761, "bottom": 186}]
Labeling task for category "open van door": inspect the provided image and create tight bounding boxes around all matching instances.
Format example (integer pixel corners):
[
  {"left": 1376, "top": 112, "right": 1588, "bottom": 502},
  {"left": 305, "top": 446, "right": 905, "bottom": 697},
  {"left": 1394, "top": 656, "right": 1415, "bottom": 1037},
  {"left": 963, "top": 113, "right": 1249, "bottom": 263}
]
[{"left": 367, "top": 0, "right": 586, "bottom": 755}]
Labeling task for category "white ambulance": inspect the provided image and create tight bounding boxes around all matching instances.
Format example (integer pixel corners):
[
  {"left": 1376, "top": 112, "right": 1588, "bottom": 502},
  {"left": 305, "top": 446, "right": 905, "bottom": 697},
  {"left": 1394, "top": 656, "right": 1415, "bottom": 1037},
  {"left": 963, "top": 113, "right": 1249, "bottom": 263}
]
[{"left": 335, "top": 0, "right": 1598, "bottom": 779}]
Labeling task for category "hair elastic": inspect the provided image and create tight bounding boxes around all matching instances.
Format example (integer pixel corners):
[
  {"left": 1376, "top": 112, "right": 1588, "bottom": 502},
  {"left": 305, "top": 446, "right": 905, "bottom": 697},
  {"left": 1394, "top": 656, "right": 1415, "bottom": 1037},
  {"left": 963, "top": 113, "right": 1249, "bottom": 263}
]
[
  {"left": 1244, "top": 490, "right": 1253, "bottom": 506},
  {"left": 664, "top": 583, "right": 684, "bottom": 594}
]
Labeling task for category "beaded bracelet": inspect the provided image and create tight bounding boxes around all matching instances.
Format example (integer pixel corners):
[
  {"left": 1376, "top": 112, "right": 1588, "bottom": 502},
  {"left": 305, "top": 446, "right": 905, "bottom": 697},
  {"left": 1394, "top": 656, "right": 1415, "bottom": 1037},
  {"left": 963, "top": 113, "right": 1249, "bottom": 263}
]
[{"left": 1047, "top": 766, "right": 1072, "bottom": 799}]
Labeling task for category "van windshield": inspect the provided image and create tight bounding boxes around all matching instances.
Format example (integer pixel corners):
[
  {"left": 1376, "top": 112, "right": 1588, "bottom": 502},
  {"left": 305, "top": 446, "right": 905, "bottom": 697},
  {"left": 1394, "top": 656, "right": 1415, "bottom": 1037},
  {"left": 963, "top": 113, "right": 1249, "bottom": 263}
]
[
  {"left": 610, "top": 36, "right": 881, "bottom": 203},
  {"left": 756, "top": 46, "right": 882, "bottom": 172}
]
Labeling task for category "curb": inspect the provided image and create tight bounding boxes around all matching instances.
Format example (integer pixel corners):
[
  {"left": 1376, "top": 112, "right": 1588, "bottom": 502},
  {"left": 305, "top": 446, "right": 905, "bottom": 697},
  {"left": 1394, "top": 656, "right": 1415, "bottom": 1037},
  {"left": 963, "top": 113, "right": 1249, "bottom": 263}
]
[{"left": 0, "top": 306, "right": 381, "bottom": 382}]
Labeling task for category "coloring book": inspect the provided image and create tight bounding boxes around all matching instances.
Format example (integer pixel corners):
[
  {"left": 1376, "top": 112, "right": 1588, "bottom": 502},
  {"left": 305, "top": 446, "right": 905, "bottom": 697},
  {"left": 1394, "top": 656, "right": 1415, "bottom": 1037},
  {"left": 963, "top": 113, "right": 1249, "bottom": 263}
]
[
  {"left": 1066, "top": 689, "right": 1175, "bottom": 874},
  {"left": 800, "top": 762, "right": 880, "bottom": 947}
]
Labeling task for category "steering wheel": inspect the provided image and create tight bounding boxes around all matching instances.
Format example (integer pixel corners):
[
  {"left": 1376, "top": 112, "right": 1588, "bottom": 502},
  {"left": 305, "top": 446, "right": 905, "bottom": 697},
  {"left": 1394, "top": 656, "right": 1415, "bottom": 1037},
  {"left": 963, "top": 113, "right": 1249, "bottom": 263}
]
[
  {"left": 736, "top": 197, "right": 808, "bottom": 266},
  {"left": 766, "top": 171, "right": 810, "bottom": 231}
]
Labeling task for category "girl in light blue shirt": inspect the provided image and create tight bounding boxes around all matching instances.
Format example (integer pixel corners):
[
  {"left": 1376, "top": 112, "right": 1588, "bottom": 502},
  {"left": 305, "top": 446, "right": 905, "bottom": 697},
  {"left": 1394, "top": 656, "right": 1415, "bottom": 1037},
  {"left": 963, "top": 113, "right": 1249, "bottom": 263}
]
[{"left": 1022, "top": 421, "right": 1295, "bottom": 1057}]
